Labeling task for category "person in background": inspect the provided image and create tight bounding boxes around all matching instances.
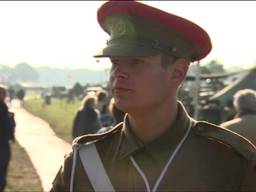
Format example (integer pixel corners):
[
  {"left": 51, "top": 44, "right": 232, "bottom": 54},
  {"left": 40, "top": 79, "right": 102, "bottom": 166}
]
[
  {"left": 220, "top": 89, "right": 256, "bottom": 146},
  {"left": 17, "top": 88, "right": 25, "bottom": 106},
  {"left": 0, "top": 86, "right": 16, "bottom": 191},
  {"left": 108, "top": 97, "right": 126, "bottom": 126},
  {"left": 51, "top": 1, "right": 256, "bottom": 191},
  {"left": 7, "top": 86, "right": 15, "bottom": 106},
  {"left": 72, "top": 95, "right": 101, "bottom": 139},
  {"left": 97, "top": 97, "right": 126, "bottom": 133},
  {"left": 96, "top": 90, "right": 113, "bottom": 127}
]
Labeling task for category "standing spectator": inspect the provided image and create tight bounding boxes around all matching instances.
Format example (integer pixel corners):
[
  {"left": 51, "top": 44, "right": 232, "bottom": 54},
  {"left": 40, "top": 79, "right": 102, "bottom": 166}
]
[
  {"left": 7, "top": 86, "right": 15, "bottom": 106},
  {"left": 96, "top": 90, "right": 112, "bottom": 127},
  {"left": 17, "top": 88, "right": 26, "bottom": 106},
  {"left": 108, "top": 97, "right": 125, "bottom": 126},
  {"left": 97, "top": 97, "right": 126, "bottom": 133},
  {"left": 220, "top": 89, "right": 256, "bottom": 146},
  {"left": 72, "top": 95, "right": 101, "bottom": 139},
  {"left": 0, "top": 86, "right": 16, "bottom": 191}
]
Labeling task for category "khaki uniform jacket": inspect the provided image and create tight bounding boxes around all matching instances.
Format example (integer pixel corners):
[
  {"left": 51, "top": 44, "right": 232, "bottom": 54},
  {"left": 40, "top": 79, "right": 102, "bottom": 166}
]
[
  {"left": 51, "top": 103, "right": 256, "bottom": 192},
  {"left": 220, "top": 114, "right": 256, "bottom": 147}
]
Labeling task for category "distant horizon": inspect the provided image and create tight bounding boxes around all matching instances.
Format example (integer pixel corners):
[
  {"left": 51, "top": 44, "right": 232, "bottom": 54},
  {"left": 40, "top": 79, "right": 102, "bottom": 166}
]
[
  {"left": 1, "top": 60, "right": 253, "bottom": 74},
  {"left": 0, "top": 61, "right": 111, "bottom": 71}
]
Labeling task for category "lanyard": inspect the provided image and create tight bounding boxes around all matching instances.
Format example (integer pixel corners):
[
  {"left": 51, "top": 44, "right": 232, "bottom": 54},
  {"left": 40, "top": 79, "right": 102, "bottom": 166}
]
[{"left": 130, "top": 120, "right": 192, "bottom": 192}]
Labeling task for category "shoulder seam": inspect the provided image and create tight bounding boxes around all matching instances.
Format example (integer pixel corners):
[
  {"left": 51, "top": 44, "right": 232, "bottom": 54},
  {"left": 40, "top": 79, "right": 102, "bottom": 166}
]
[
  {"left": 193, "top": 121, "right": 256, "bottom": 161},
  {"left": 73, "top": 124, "right": 123, "bottom": 146}
]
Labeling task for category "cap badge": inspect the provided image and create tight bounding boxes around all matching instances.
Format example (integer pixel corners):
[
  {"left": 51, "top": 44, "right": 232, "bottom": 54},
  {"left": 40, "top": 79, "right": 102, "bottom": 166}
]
[{"left": 111, "top": 20, "right": 127, "bottom": 38}]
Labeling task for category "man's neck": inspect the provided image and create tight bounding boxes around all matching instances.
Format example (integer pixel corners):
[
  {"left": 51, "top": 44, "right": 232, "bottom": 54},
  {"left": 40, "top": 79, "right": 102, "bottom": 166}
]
[{"left": 128, "top": 100, "right": 178, "bottom": 144}]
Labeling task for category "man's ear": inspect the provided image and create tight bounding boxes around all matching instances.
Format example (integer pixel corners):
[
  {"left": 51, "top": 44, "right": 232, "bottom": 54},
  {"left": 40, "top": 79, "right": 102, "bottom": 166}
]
[{"left": 169, "top": 58, "right": 189, "bottom": 84}]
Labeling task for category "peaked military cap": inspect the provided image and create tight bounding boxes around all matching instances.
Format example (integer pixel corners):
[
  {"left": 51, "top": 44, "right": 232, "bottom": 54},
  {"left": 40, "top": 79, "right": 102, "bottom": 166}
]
[{"left": 94, "top": 0, "right": 212, "bottom": 62}]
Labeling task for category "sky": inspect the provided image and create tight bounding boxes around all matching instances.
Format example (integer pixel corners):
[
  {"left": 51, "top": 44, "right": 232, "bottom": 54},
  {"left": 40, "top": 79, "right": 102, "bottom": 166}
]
[{"left": 0, "top": 1, "right": 256, "bottom": 71}]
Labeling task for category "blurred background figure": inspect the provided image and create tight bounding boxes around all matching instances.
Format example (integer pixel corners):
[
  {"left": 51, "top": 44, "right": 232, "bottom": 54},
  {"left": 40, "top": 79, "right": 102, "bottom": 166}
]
[
  {"left": 97, "top": 97, "right": 126, "bottom": 133},
  {"left": 108, "top": 97, "right": 125, "bottom": 126},
  {"left": 220, "top": 89, "right": 256, "bottom": 146},
  {"left": 72, "top": 95, "right": 101, "bottom": 140},
  {"left": 17, "top": 88, "right": 26, "bottom": 107},
  {"left": 0, "top": 86, "right": 16, "bottom": 192},
  {"left": 7, "top": 86, "right": 15, "bottom": 107},
  {"left": 96, "top": 90, "right": 112, "bottom": 127}
]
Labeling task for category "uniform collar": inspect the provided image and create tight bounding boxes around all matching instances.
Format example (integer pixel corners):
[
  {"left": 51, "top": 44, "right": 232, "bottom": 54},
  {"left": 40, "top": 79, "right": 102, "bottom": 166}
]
[
  {"left": 144, "top": 102, "right": 191, "bottom": 164},
  {"left": 113, "top": 115, "right": 144, "bottom": 161},
  {"left": 113, "top": 101, "right": 192, "bottom": 163}
]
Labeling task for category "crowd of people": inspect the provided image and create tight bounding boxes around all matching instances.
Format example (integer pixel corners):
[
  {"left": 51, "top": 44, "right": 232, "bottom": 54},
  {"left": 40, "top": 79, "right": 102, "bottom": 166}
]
[
  {"left": 72, "top": 90, "right": 125, "bottom": 139},
  {"left": 7, "top": 86, "right": 26, "bottom": 106}
]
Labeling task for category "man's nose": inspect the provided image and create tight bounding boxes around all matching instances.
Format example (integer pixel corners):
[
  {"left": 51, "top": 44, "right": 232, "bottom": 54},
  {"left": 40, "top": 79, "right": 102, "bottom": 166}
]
[{"left": 111, "top": 64, "right": 129, "bottom": 79}]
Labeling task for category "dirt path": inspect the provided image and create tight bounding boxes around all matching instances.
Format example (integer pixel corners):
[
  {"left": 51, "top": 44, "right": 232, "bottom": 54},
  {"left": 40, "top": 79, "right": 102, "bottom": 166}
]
[{"left": 10, "top": 100, "right": 72, "bottom": 192}]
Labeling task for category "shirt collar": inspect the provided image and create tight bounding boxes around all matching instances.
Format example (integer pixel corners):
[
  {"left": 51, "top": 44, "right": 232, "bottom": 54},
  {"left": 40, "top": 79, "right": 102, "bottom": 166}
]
[{"left": 113, "top": 101, "right": 192, "bottom": 162}]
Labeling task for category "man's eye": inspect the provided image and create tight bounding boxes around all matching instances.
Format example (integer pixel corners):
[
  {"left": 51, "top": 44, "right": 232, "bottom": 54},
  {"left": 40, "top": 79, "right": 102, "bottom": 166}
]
[{"left": 111, "top": 60, "right": 119, "bottom": 66}]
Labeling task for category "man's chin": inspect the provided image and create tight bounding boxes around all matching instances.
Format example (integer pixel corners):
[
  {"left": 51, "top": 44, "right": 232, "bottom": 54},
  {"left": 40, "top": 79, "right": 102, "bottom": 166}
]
[{"left": 115, "top": 99, "right": 131, "bottom": 111}]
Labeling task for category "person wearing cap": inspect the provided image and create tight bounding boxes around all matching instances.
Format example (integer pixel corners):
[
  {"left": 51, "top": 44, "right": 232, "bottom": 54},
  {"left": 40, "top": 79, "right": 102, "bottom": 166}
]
[{"left": 51, "top": 1, "right": 256, "bottom": 191}]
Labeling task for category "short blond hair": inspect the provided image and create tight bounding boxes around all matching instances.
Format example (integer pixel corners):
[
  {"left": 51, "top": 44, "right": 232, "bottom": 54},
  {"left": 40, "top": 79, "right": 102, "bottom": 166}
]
[{"left": 79, "top": 95, "right": 96, "bottom": 110}]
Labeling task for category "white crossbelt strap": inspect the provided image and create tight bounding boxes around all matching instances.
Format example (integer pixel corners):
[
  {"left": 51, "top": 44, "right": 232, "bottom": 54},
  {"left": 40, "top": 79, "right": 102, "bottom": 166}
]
[{"left": 79, "top": 143, "right": 115, "bottom": 192}]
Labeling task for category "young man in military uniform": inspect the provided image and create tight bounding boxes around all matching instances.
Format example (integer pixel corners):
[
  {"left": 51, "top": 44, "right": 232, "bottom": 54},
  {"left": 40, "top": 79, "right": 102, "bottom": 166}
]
[{"left": 51, "top": 1, "right": 256, "bottom": 191}]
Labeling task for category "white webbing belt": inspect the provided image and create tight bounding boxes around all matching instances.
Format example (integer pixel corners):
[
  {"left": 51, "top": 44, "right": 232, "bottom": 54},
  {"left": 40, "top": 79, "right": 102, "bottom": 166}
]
[{"left": 79, "top": 143, "right": 115, "bottom": 192}]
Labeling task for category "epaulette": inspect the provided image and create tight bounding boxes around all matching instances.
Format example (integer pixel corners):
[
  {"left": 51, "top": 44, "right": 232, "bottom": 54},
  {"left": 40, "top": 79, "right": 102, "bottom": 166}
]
[
  {"left": 72, "top": 124, "right": 123, "bottom": 146},
  {"left": 193, "top": 121, "right": 256, "bottom": 161}
]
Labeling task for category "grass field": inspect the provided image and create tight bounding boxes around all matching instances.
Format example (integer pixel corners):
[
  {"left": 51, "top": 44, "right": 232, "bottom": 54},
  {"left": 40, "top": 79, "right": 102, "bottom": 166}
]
[
  {"left": 24, "top": 97, "right": 80, "bottom": 143},
  {"left": 5, "top": 141, "right": 43, "bottom": 192}
]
